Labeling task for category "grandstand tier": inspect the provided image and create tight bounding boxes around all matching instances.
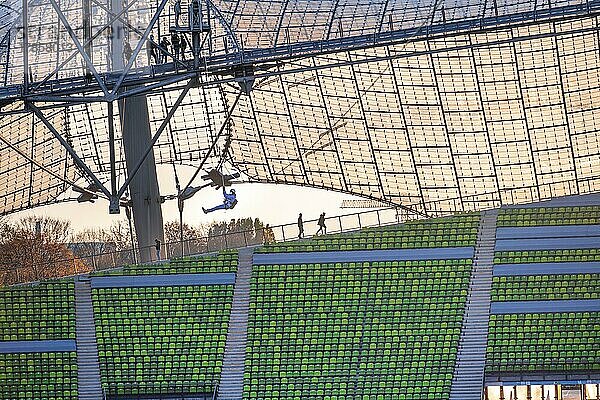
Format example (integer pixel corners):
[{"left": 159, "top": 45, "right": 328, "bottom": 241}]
[
  {"left": 93, "top": 251, "right": 239, "bottom": 276},
  {"left": 92, "top": 285, "right": 233, "bottom": 396},
  {"left": 256, "top": 214, "right": 480, "bottom": 253},
  {"left": 0, "top": 352, "right": 78, "bottom": 399},
  {"left": 245, "top": 259, "right": 472, "bottom": 399},
  {"left": 0, "top": 282, "right": 75, "bottom": 341},
  {"left": 487, "top": 312, "right": 600, "bottom": 373},
  {"left": 0, "top": 205, "right": 599, "bottom": 399},
  {"left": 497, "top": 206, "right": 600, "bottom": 227}
]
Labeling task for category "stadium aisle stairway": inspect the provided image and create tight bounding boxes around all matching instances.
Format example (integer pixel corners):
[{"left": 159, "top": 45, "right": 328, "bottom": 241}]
[
  {"left": 450, "top": 209, "right": 498, "bottom": 400},
  {"left": 219, "top": 248, "right": 253, "bottom": 400},
  {"left": 75, "top": 277, "right": 103, "bottom": 400}
]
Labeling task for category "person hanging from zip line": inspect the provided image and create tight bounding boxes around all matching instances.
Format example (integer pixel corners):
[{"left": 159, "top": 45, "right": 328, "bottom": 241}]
[{"left": 202, "top": 187, "right": 237, "bottom": 214}]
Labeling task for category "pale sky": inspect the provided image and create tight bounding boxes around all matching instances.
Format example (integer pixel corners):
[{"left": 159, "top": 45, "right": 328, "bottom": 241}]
[{"left": 11, "top": 165, "right": 366, "bottom": 233}]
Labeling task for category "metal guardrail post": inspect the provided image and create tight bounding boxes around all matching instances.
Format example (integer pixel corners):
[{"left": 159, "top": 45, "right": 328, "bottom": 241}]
[{"left": 91, "top": 248, "right": 97, "bottom": 271}]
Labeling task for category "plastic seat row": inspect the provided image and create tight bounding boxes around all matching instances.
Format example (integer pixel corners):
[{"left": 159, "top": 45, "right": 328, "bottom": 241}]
[
  {"left": 0, "top": 281, "right": 75, "bottom": 341},
  {"left": 256, "top": 214, "right": 480, "bottom": 254},
  {"left": 497, "top": 206, "right": 600, "bottom": 227},
  {"left": 0, "top": 352, "right": 77, "bottom": 400},
  {"left": 92, "top": 285, "right": 233, "bottom": 397}
]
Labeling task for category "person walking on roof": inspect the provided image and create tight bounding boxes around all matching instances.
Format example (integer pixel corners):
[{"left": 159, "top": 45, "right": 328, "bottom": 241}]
[
  {"left": 171, "top": 32, "right": 181, "bottom": 60},
  {"left": 148, "top": 34, "right": 158, "bottom": 64},
  {"left": 160, "top": 36, "right": 171, "bottom": 63},
  {"left": 203, "top": 188, "right": 237, "bottom": 214},
  {"left": 316, "top": 212, "right": 326, "bottom": 235},
  {"left": 155, "top": 238, "right": 161, "bottom": 260},
  {"left": 298, "top": 213, "right": 304, "bottom": 239},
  {"left": 174, "top": 0, "right": 182, "bottom": 27},
  {"left": 180, "top": 34, "right": 188, "bottom": 60}
]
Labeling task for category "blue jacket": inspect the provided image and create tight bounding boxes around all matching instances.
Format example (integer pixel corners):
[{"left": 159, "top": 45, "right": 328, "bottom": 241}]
[{"left": 224, "top": 191, "right": 236, "bottom": 206}]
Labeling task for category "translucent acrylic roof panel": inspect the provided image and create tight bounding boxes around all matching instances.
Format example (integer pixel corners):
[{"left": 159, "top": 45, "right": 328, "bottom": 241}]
[
  {"left": 227, "top": 16, "right": 600, "bottom": 215},
  {"left": 0, "top": 0, "right": 599, "bottom": 217}
]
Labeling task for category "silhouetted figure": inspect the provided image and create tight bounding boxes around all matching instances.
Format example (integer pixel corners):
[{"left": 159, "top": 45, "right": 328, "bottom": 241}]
[
  {"left": 253, "top": 218, "right": 263, "bottom": 245},
  {"left": 191, "top": 0, "right": 201, "bottom": 29},
  {"left": 155, "top": 238, "right": 161, "bottom": 260},
  {"left": 123, "top": 40, "right": 133, "bottom": 64},
  {"left": 171, "top": 32, "right": 181, "bottom": 60},
  {"left": 160, "top": 36, "right": 171, "bottom": 63},
  {"left": 148, "top": 34, "right": 158, "bottom": 64},
  {"left": 203, "top": 188, "right": 237, "bottom": 214},
  {"left": 180, "top": 35, "right": 188, "bottom": 60},
  {"left": 297, "top": 213, "right": 304, "bottom": 239},
  {"left": 174, "top": 0, "right": 182, "bottom": 27},
  {"left": 316, "top": 212, "right": 326, "bottom": 235}
]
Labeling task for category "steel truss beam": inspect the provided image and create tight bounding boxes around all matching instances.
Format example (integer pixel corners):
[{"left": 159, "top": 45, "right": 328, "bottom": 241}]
[
  {"left": 26, "top": 78, "right": 204, "bottom": 213},
  {"left": 49, "top": 0, "right": 109, "bottom": 96},
  {"left": 28, "top": 102, "right": 112, "bottom": 198},
  {"left": 2, "top": 3, "right": 599, "bottom": 112}
]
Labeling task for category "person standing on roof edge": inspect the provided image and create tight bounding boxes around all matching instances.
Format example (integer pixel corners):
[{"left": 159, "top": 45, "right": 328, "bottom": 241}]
[
  {"left": 174, "top": 0, "right": 182, "bottom": 27},
  {"left": 148, "top": 34, "right": 158, "bottom": 64},
  {"left": 160, "top": 36, "right": 171, "bottom": 63},
  {"left": 316, "top": 212, "right": 326, "bottom": 235},
  {"left": 155, "top": 238, "right": 161, "bottom": 260},
  {"left": 298, "top": 213, "right": 304, "bottom": 239},
  {"left": 171, "top": 32, "right": 181, "bottom": 61},
  {"left": 180, "top": 34, "right": 188, "bottom": 60}
]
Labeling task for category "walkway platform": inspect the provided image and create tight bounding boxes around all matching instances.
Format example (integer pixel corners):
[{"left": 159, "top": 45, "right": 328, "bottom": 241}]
[
  {"left": 496, "top": 225, "right": 600, "bottom": 239},
  {"left": 0, "top": 340, "right": 76, "bottom": 353},
  {"left": 90, "top": 272, "right": 236, "bottom": 288},
  {"left": 253, "top": 247, "right": 474, "bottom": 265},
  {"left": 493, "top": 262, "right": 600, "bottom": 276},
  {"left": 495, "top": 237, "right": 600, "bottom": 251},
  {"left": 491, "top": 299, "right": 600, "bottom": 314}
]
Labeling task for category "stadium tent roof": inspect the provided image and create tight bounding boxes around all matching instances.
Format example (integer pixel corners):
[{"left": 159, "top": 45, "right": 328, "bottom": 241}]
[{"left": 0, "top": 0, "right": 599, "bottom": 216}]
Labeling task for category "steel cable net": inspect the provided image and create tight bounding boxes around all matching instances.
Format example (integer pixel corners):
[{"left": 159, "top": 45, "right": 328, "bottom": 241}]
[{"left": 1, "top": 0, "right": 600, "bottom": 216}]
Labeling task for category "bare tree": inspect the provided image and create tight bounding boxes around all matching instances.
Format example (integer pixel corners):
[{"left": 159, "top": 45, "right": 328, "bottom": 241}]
[
  {"left": 107, "top": 220, "right": 136, "bottom": 251},
  {"left": 67, "top": 220, "right": 137, "bottom": 272},
  {"left": 164, "top": 221, "right": 211, "bottom": 258},
  {"left": 0, "top": 216, "right": 87, "bottom": 286}
]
